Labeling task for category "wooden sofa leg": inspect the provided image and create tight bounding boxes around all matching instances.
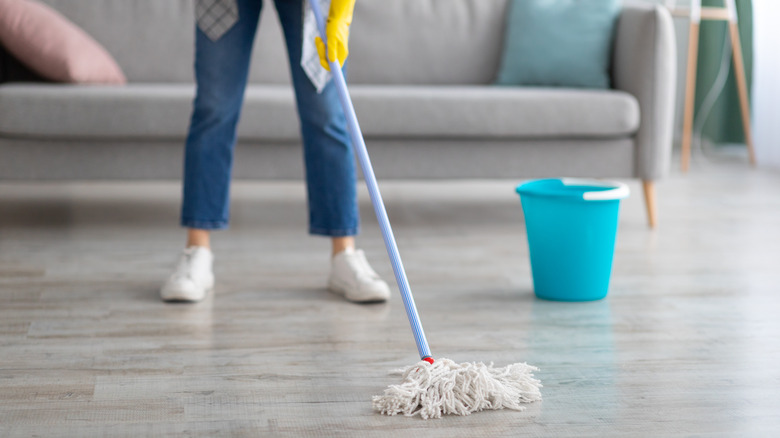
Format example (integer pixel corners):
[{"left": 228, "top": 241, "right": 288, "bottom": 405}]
[{"left": 642, "top": 180, "right": 658, "bottom": 229}]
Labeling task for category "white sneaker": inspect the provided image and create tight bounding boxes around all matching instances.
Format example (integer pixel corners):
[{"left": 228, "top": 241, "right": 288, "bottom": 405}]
[
  {"left": 328, "top": 248, "right": 391, "bottom": 303},
  {"left": 160, "top": 246, "right": 214, "bottom": 302}
]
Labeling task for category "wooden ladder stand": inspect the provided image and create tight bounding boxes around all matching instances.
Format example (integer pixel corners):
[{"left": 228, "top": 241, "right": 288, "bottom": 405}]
[{"left": 669, "top": 0, "right": 756, "bottom": 171}]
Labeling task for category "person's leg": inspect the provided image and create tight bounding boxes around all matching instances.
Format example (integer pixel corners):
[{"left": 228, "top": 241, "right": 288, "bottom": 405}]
[
  {"left": 331, "top": 236, "right": 354, "bottom": 257},
  {"left": 163, "top": 0, "right": 263, "bottom": 302},
  {"left": 187, "top": 228, "right": 211, "bottom": 249},
  {"left": 274, "top": 0, "right": 358, "bottom": 242},
  {"left": 181, "top": 0, "right": 264, "bottom": 237},
  {"left": 275, "top": 0, "right": 388, "bottom": 302}
]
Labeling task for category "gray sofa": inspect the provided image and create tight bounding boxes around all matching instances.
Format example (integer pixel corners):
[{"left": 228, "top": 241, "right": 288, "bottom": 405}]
[{"left": 0, "top": 0, "right": 675, "bottom": 227}]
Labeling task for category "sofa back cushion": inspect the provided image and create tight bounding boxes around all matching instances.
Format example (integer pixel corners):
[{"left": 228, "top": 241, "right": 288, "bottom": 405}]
[
  {"left": 350, "top": 0, "right": 508, "bottom": 85},
  {"left": 37, "top": 0, "right": 509, "bottom": 85}
]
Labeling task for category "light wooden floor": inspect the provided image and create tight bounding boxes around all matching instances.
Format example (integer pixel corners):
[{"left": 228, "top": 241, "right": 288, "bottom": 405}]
[{"left": 1, "top": 157, "right": 779, "bottom": 437}]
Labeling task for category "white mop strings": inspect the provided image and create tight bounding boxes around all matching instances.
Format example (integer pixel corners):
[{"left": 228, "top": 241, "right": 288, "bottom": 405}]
[{"left": 372, "top": 358, "right": 542, "bottom": 419}]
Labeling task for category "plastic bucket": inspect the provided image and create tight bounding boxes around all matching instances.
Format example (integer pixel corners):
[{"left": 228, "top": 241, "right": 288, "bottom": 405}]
[{"left": 516, "top": 178, "right": 629, "bottom": 301}]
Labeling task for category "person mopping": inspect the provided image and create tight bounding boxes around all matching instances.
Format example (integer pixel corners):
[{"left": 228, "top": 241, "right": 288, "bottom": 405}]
[
  {"left": 163, "top": 0, "right": 542, "bottom": 418},
  {"left": 160, "top": 0, "right": 390, "bottom": 304}
]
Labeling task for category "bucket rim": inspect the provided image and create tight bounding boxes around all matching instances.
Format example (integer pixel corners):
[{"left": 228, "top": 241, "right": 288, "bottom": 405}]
[{"left": 515, "top": 178, "right": 630, "bottom": 201}]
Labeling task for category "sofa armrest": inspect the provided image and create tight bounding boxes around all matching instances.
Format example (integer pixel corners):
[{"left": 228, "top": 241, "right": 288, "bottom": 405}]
[{"left": 612, "top": 3, "right": 676, "bottom": 180}]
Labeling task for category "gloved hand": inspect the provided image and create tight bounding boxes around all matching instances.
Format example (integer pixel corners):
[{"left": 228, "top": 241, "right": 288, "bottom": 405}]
[{"left": 314, "top": 0, "right": 356, "bottom": 71}]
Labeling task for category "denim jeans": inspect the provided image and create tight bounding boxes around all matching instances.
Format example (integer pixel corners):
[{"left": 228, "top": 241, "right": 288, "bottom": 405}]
[{"left": 181, "top": 0, "right": 358, "bottom": 237}]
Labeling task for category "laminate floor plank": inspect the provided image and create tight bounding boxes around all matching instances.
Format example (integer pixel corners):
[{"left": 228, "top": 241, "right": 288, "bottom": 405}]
[{"left": 1, "top": 158, "right": 779, "bottom": 437}]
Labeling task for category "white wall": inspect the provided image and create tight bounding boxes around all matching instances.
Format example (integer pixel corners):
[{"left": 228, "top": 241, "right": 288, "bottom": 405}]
[{"left": 752, "top": 0, "right": 780, "bottom": 169}]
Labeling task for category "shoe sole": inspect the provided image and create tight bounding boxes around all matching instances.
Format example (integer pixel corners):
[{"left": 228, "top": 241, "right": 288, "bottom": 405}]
[
  {"left": 328, "top": 279, "right": 390, "bottom": 303},
  {"left": 160, "top": 284, "right": 213, "bottom": 303}
]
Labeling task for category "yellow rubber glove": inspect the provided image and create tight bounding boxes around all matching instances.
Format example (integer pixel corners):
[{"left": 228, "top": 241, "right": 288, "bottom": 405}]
[{"left": 314, "top": 0, "right": 356, "bottom": 71}]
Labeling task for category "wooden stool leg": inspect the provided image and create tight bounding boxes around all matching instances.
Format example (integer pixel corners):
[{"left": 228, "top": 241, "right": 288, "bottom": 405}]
[
  {"left": 642, "top": 180, "right": 658, "bottom": 229},
  {"left": 681, "top": 22, "right": 700, "bottom": 172},
  {"left": 728, "top": 21, "right": 757, "bottom": 166}
]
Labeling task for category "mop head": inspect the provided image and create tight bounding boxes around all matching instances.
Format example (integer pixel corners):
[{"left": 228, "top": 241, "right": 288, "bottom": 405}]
[{"left": 372, "top": 358, "right": 542, "bottom": 419}]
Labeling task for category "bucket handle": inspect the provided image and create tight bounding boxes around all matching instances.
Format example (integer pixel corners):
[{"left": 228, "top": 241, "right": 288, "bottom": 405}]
[{"left": 561, "top": 178, "right": 630, "bottom": 201}]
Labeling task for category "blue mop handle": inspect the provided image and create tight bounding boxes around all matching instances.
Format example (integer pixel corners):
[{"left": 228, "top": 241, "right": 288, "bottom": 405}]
[{"left": 309, "top": 0, "right": 432, "bottom": 362}]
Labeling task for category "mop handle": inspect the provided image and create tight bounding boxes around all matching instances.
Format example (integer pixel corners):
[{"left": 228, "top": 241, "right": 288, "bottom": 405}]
[{"left": 309, "top": 0, "right": 432, "bottom": 362}]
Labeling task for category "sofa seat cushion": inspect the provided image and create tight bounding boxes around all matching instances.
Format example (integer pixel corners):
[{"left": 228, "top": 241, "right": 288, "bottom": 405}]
[
  {"left": 0, "top": 84, "right": 299, "bottom": 140},
  {"left": 350, "top": 86, "right": 639, "bottom": 139},
  {"left": 0, "top": 84, "right": 639, "bottom": 141}
]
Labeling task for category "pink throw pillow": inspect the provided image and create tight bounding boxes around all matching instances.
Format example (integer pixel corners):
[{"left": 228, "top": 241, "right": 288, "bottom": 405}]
[{"left": 0, "top": 0, "right": 126, "bottom": 84}]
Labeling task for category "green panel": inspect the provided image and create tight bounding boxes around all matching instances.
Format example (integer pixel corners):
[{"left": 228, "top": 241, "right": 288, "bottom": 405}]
[{"left": 693, "top": 0, "right": 752, "bottom": 145}]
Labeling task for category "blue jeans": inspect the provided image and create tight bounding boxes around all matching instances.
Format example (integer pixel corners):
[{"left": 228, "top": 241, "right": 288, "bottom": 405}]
[{"left": 181, "top": 0, "right": 358, "bottom": 237}]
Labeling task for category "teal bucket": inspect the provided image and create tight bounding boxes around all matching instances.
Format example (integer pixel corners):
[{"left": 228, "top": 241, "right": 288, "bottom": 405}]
[{"left": 516, "top": 178, "right": 629, "bottom": 301}]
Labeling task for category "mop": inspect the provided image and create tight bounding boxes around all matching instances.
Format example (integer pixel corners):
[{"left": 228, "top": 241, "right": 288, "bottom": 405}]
[{"left": 309, "top": 1, "right": 542, "bottom": 419}]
